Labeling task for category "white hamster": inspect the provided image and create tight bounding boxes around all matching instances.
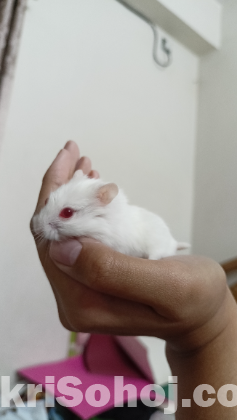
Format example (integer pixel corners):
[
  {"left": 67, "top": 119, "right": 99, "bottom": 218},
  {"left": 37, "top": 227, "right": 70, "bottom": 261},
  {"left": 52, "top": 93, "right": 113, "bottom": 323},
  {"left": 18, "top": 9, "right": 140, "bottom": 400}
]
[{"left": 33, "top": 170, "right": 189, "bottom": 259}]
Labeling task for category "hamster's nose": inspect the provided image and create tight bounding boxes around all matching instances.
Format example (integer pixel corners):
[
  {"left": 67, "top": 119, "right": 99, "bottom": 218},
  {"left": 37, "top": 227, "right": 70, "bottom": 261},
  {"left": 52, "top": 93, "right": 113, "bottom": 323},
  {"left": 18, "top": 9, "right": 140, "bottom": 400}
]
[{"left": 49, "top": 222, "right": 58, "bottom": 229}]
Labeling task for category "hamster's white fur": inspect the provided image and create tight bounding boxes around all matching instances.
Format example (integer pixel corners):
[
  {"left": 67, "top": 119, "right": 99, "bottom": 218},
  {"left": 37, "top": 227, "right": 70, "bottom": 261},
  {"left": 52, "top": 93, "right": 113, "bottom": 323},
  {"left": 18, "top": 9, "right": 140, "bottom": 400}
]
[{"left": 33, "top": 170, "right": 189, "bottom": 260}]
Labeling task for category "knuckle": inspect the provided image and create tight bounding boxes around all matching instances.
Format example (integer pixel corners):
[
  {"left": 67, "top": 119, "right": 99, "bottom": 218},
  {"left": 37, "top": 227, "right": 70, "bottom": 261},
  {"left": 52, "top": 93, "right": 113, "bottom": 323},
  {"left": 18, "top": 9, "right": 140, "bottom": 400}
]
[
  {"left": 65, "top": 309, "right": 98, "bottom": 333},
  {"left": 58, "top": 311, "right": 72, "bottom": 331},
  {"left": 59, "top": 304, "right": 85, "bottom": 332},
  {"left": 56, "top": 291, "right": 100, "bottom": 333}
]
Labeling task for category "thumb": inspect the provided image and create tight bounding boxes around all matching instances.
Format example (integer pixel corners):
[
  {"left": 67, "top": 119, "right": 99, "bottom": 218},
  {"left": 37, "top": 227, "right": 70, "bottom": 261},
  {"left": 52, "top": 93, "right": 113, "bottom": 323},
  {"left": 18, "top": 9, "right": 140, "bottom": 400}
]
[
  {"left": 49, "top": 238, "right": 88, "bottom": 267},
  {"left": 49, "top": 239, "right": 221, "bottom": 328},
  {"left": 49, "top": 237, "right": 180, "bottom": 317},
  {"left": 49, "top": 237, "right": 152, "bottom": 303},
  {"left": 49, "top": 237, "right": 121, "bottom": 292},
  {"left": 49, "top": 237, "right": 122, "bottom": 288}
]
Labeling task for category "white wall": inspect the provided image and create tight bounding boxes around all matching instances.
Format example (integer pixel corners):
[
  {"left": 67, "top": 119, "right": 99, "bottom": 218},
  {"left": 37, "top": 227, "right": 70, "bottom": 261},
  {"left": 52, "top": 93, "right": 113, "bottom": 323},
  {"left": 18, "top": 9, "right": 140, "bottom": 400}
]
[
  {"left": 0, "top": 0, "right": 199, "bottom": 383},
  {"left": 193, "top": 0, "right": 237, "bottom": 263}
]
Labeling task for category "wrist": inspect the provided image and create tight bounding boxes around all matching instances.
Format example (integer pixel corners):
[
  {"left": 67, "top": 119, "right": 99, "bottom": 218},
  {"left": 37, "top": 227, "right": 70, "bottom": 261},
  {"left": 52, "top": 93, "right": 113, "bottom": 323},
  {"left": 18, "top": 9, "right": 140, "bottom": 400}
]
[{"left": 165, "top": 286, "right": 234, "bottom": 354}]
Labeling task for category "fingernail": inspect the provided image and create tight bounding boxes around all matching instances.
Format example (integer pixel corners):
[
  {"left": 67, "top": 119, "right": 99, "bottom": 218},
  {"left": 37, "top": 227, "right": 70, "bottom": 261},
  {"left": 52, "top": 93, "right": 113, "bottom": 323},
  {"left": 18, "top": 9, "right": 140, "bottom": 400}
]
[
  {"left": 50, "top": 240, "right": 82, "bottom": 266},
  {"left": 64, "top": 140, "right": 73, "bottom": 150}
]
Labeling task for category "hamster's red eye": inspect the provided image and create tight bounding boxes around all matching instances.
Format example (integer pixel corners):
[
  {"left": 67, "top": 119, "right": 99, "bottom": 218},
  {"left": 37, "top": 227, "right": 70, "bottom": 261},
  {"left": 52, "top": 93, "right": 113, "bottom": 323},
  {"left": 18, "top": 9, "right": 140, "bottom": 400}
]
[{"left": 59, "top": 207, "right": 75, "bottom": 219}]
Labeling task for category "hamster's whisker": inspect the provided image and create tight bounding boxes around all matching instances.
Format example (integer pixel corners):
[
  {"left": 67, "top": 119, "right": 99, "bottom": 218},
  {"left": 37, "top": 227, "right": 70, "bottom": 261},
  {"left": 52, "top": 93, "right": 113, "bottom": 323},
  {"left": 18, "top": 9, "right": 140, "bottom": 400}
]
[{"left": 33, "top": 230, "right": 47, "bottom": 246}]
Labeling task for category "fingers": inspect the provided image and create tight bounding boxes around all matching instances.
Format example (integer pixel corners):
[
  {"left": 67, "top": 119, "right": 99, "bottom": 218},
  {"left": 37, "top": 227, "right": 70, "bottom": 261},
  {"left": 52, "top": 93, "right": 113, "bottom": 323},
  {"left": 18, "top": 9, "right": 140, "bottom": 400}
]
[
  {"left": 75, "top": 156, "right": 92, "bottom": 174},
  {"left": 48, "top": 269, "right": 163, "bottom": 336},
  {"left": 34, "top": 141, "right": 80, "bottom": 214},
  {"left": 44, "top": 240, "right": 161, "bottom": 335},
  {"left": 49, "top": 239, "right": 177, "bottom": 318},
  {"left": 88, "top": 170, "right": 100, "bottom": 179},
  {"left": 75, "top": 157, "right": 99, "bottom": 178},
  {"left": 49, "top": 238, "right": 217, "bottom": 322},
  {"left": 33, "top": 141, "right": 99, "bottom": 217}
]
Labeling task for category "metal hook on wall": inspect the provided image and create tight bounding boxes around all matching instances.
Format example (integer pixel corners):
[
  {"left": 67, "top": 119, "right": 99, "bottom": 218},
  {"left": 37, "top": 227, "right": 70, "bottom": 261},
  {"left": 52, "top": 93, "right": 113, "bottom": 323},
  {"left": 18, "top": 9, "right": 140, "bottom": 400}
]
[
  {"left": 116, "top": 0, "right": 172, "bottom": 68},
  {"left": 151, "top": 24, "right": 172, "bottom": 68}
]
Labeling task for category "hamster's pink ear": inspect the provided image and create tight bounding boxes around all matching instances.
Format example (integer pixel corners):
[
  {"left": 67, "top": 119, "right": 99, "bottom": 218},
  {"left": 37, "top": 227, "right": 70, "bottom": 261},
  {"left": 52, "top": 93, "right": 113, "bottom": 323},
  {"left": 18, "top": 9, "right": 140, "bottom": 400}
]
[
  {"left": 97, "top": 183, "right": 119, "bottom": 205},
  {"left": 73, "top": 169, "right": 84, "bottom": 180}
]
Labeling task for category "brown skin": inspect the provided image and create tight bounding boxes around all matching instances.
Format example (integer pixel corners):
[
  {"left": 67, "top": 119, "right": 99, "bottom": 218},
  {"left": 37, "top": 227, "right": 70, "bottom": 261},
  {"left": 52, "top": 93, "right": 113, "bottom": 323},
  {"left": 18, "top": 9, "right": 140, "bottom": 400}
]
[{"left": 31, "top": 140, "right": 237, "bottom": 419}]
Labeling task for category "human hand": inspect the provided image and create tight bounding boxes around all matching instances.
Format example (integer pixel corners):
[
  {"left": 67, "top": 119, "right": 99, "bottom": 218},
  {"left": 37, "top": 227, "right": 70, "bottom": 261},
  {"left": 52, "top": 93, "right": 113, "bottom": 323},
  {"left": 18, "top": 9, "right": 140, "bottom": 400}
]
[
  {"left": 31, "top": 141, "right": 237, "bottom": 420},
  {"left": 30, "top": 141, "right": 229, "bottom": 353}
]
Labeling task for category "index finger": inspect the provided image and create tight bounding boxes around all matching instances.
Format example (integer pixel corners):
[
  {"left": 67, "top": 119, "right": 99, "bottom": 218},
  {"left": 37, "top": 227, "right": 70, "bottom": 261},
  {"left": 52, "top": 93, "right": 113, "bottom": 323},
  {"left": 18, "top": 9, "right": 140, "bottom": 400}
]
[{"left": 34, "top": 141, "right": 80, "bottom": 214}]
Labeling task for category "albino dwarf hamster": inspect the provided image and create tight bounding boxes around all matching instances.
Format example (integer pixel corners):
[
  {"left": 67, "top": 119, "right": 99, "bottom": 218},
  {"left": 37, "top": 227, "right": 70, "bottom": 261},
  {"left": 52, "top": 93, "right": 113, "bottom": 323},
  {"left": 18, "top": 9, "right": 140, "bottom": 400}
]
[{"left": 33, "top": 170, "right": 189, "bottom": 259}]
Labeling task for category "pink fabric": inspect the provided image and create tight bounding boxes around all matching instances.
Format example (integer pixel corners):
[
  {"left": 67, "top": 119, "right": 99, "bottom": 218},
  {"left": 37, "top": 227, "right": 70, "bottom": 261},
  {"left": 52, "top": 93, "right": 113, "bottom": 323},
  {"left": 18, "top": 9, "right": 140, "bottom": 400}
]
[
  {"left": 84, "top": 335, "right": 145, "bottom": 378},
  {"left": 18, "top": 355, "right": 163, "bottom": 419},
  {"left": 115, "top": 336, "right": 155, "bottom": 383}
]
